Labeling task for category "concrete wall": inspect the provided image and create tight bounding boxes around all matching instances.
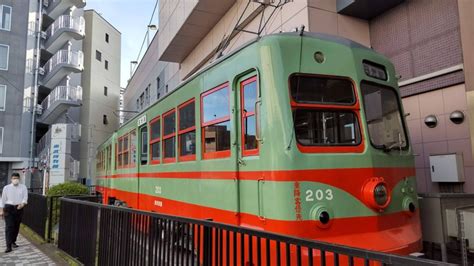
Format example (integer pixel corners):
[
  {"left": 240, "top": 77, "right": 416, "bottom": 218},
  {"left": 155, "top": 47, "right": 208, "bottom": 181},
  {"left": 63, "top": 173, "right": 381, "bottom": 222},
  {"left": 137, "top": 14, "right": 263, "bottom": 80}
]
[
  {"left": 123, "top": 33, "right": 179, "bottom": 118},
  {"left": 0, "top": 0, "right": 30, "bottom": 172},
  {"left": 80, "top": 10, "right": 121, "bottom": 179}
]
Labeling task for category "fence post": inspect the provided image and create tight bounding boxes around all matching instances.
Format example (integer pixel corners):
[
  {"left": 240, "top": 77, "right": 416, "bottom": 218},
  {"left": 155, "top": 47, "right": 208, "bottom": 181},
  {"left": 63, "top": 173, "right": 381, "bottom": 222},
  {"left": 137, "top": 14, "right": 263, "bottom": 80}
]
[
  {"left": 48, "top": 196, "right": 54, "bottom": 242},
  {"left": 203, "top": 225, "right": 212, "bottom": 266}
]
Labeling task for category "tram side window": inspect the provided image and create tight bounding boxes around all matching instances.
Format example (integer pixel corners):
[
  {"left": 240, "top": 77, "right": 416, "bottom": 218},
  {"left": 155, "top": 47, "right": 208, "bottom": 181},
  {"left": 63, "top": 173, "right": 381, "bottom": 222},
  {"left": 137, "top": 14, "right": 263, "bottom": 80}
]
[
  {"left": 140, "top": 126, "right": 148, "bottom": 165},
  {"left": 201, "top": 83, "right": 231, "bottom": 159},
  {"left": 117, "top": 134, "right": 130, "bottom": 168},
  {"left": 178, "top": 99, "right": 196, "bottom": 161},
  {"left": 130, "top": 130, "right": 137, "bottom": 166},
  {"left": 241, "top": 77, "right": 258, "bottom": 156},
  {"left": 150, "top": 117, "right": 161, "bottom": 164},
  {"left": 117, "top": 139, "right": 122, "bottom": 168},
  {"left": 163, "top": 109, "right": 176, "bottom": 163}
]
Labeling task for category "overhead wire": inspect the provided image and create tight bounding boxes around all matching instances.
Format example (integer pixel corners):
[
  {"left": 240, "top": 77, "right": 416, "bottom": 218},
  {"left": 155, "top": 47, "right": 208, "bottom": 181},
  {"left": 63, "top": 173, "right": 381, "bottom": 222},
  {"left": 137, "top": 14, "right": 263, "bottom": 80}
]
[{"left": 133, "top": 0, "right": 159, "bottom": 66}]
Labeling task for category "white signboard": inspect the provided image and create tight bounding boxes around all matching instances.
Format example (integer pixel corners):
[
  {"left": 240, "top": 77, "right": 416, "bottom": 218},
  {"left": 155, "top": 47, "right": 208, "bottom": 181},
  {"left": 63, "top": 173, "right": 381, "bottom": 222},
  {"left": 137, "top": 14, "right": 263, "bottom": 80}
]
[{"left": 137, "top": 115, "right": 147, "bottom": 127}]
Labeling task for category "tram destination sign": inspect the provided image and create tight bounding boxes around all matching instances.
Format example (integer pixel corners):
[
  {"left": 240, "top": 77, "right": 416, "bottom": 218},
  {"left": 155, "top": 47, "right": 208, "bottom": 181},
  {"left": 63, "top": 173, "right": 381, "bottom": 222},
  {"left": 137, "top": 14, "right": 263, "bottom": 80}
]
[
  {"left": 137, "top": 115, "right": 147, "bottom": 127},
  {"left": 363, "top": 60, "right": 387, "bottom": 81}
]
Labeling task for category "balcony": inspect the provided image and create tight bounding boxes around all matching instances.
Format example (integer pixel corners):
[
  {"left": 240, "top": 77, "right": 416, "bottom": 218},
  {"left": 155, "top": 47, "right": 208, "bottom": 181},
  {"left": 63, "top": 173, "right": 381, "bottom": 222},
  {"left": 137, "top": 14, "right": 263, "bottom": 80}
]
[
  {"left": 38, "top": 85, "right": 82, "bottom": 124},
  {"left": 44, "top": 15, "right": 85, "bottom": 54},
  {"left": 337, "top": 0, "right": 405, "bottom": 20},
  {"left": 44, "top": 0, "right": 86, "bottom": 20},
  {"left": 41, "top": 50, "right": 83, "bottom": 89}
]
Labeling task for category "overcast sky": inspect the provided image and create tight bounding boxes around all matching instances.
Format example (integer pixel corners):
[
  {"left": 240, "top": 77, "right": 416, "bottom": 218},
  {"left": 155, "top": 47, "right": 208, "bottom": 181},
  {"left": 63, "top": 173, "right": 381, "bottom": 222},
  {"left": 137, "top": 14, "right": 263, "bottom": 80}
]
[{"left": 85, "top": 0, "right": 159, "bottom": 87}]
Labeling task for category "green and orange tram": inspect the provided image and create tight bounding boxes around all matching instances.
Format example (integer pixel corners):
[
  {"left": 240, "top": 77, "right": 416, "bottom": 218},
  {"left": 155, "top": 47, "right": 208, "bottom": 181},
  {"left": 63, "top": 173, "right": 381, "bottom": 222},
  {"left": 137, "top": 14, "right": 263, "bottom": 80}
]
[{"left": 95, "top": 32, "right": 421, "bottom": 260}]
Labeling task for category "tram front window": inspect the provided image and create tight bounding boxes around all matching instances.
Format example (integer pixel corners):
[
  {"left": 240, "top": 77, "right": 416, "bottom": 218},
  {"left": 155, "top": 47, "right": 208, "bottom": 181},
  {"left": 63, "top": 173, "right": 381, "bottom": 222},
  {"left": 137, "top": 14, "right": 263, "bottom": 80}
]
[
  {"left": 361, "top": 81, "right": 407, "bottom": 151},
  {"left": 294, "top": 110, "right": 360, "bottom": 146}
]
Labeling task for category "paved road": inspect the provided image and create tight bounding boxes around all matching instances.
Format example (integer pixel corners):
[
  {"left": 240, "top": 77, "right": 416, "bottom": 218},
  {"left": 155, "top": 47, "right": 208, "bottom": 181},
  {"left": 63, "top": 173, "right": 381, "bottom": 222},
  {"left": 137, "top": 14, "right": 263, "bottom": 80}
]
[{"left": 0, "top": 220, "right": 55, "bottom": 265}]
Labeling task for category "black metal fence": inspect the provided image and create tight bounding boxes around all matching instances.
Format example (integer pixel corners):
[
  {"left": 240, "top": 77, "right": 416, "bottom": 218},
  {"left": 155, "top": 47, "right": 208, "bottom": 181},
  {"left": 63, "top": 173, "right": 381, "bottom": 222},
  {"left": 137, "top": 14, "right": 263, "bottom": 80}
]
[
  {"left": 58, "top": 197, "right": 450, "bottom": 266},
  {"left": 22, "top": 193, "right": 48, "bottom": 239}
]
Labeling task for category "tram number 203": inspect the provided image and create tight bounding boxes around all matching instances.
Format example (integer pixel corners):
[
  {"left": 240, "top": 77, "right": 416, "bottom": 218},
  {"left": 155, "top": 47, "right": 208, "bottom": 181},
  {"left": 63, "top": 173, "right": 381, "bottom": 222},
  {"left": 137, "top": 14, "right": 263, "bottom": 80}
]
[{"left": 305, "top": 189, "right": 334, "bottom": 202}]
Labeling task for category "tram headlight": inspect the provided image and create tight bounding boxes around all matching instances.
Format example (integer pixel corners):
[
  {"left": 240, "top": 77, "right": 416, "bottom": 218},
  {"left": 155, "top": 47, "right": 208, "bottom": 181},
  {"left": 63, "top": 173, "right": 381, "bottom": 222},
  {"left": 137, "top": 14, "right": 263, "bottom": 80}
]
[
  {"left": 362, "top": 178, "right": 391, "bottom": 211},
  {"left": 374, "top": 184, "right": 388, "bottom": 206}
]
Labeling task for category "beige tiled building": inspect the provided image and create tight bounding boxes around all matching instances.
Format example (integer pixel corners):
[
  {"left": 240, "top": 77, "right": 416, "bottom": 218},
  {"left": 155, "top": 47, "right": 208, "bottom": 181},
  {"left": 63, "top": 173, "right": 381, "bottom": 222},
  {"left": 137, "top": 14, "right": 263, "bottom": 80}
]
[{"left": 125, "top": 0, "right": 474, "bottom": 193}]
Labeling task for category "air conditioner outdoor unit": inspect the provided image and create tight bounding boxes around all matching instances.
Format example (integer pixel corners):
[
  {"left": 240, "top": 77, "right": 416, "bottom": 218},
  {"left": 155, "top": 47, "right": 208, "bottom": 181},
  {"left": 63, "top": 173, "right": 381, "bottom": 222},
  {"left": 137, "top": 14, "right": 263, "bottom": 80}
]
[
  {"left": 38, "top": 67, "right": 45, "bottom": 75},
  {"left": 40, "top": 31, "right": 47, "bottom": 40},
  {"left": 36, "top": 104, "right": 43, "bottom": 115}
]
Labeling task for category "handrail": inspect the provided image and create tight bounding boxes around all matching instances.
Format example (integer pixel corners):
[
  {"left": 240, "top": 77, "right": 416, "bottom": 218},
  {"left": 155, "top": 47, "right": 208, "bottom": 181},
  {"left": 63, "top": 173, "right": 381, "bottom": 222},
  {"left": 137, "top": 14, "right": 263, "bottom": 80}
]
[
  {"left": 43, "top": 50, "right": 83, "bottom": 76},
  {"left": 45, "top": 15, "right": 85, "bottom": 39},
  {"left": 40, "top": 85, "right": 82, "bottom": 112}
]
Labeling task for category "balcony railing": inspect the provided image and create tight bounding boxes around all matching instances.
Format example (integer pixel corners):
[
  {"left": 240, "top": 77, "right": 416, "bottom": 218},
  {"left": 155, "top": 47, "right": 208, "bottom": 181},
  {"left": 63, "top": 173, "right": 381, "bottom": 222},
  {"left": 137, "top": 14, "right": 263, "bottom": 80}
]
[
  {"left": 45, "top": 15, "right": 85, "bottom": 40},
  {"left": 37, "top": 129, "right": 52, "bottom": 157},
  {"left": 40, "top": 85, "right": 82, "bottom": 112},
  {"left": 43, "top": 50, "right": 83, "bottom": 77}
]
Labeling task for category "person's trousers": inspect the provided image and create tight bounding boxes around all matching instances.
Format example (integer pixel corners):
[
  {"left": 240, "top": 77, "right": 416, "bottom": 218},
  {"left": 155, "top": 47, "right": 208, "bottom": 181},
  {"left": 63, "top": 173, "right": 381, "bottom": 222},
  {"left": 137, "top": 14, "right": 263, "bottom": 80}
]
[{"left": 4, "top": 204, "right": 23, "bottom": 248}]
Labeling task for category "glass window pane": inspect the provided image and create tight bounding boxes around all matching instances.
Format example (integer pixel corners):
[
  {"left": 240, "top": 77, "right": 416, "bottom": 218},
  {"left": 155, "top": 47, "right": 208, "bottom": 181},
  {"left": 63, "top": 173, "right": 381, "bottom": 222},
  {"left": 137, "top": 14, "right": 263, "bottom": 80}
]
[
  {"left": 123, "top": 152, "right": 129, "bottom": 166},
  {"left": 140, "top": 127, "right": 148, "bottom": 165},
  {"left": 204, "top": 121, "right": 231, "bottom": 153},
  {"left": 290, "top": 75, "right": 354, "bottom": 105},
  {"left": 123, "top": 135, "right": 129, "bottom": 150},
  {"left": 0, "top": 45, "right": 8, "bottom": 70},
  {"left": 203, "top": 87, "right": 229, "bottom": 123},
  {"left": 130, "top": 131, "right": 136, "bottom": 164},
  {"left": 244, "top": 115, "right": 257, "bottom": 150},
  {"left": 151, "top": 120, "right": 160, "bottom": 140},
  {"left": 293, "top": 109, "right": 360, "bottom": 146},
  {"left": 164, "top": 112, "right": 175, "bottom": 136},
  {"left": 1, "top": 6, "right": 11, "bottom": 30},
  {"left": 180, "top": 131, "right": 196, "bottom": 156},
  {"left": 179, "top": 101, "right": 195, "bottom": 130},
  {"left": 243, "top": 81, "right": 257, "bottom": 113},
  {"left": 118, "top": 154, "right": 122, "bottom": 166},
  {"left": 361, "top": 82, "right": 407, "bottom": 149},
  {"left": 164, "top": 137, "right": 175, "bottom": 158},
  {"left": 0, "top": 85, "right": 5, "bottom": 110},
  {"left": 151, "top": 142, "right": 160, "bottom": 161}
]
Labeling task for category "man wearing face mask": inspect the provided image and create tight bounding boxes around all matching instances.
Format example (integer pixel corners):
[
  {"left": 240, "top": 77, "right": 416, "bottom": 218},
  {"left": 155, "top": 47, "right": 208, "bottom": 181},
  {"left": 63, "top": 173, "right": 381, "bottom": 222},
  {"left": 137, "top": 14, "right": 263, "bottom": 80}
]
[{"left": 0, "top": 173, "right": 28, "bottom": 253}]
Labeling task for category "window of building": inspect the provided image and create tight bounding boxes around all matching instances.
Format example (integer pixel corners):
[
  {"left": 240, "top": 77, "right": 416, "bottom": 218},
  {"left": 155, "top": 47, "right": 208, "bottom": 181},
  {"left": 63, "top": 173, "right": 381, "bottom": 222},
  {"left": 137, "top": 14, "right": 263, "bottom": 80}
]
[
  {"left": 105, "top": 33, "right": 109, "bottom": 43},
  {"left": 156, "top": 77, "right": 160, "bottom": 99},
  {"left": 136, "top": 99, "right": 139, "bottom": 111},
  {"left": 165, "top": 84, "right": 168, "bottom": 93},
  {"left": 0, "top": 84, "right": 6, "bottom": 111},
  {"left": 0, "top": 44, "right": 9, "bottom": 70},
  {"left": 162, "top": 109, "right": 176, "bottom": 163},
  {"left": 105, "top": 60, "right": 109, "bottom": 70},
  {"left": 104, "top": 86, "right": 108, "bottom": 96},
  {"left": 0, "top": 5, "right": 12, "bottom": 31},
  {"left": 0, "top": 127, "right": 3, "bottom": 154},
  {"left": 145, "top": 86, "right": 150, "bottom": 105},
  {"left": 201, "top": 83, "right": 231, "bottom": 159},
  {"left": 140, "top": 93, "right": 144, "bottom": 109},
  {"left": 103, "top": 115, "right": 108, "bottom": 125},
  {"left": 178, "top": 99, "right": 196, "bottom": 161},
  {"left": 96, "top": 50, "right": 102, "bottom": 61},
  {"left": 149, "top": 116, "right": 161, "bottom": 164},
  {"left": 241, "top": 76, "right": 259, "bottom": 156}
]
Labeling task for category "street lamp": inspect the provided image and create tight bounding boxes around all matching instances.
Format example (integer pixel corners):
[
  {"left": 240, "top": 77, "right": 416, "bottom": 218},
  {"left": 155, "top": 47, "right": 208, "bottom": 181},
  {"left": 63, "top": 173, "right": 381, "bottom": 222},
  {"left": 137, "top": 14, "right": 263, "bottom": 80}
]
[
  {"left": 130, "top": 60, "right": 138, "bottom": 78},
  {"left": 147, "top": 24, "right": 158, "bottom": 46}
]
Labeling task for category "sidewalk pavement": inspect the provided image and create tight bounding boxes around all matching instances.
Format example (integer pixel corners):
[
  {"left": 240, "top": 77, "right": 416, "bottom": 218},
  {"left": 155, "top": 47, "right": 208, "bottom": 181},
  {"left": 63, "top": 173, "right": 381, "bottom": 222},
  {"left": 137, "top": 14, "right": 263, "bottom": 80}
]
[{"left": 0, "top": 219, "right": 55, "bottom": 265}]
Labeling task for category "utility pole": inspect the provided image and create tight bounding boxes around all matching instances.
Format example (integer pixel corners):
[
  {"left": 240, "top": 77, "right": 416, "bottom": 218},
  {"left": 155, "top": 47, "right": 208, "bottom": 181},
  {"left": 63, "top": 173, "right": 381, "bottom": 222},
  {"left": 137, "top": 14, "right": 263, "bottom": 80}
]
[{"left": 28, "top": 0, "right": 43, "bottom": 186}]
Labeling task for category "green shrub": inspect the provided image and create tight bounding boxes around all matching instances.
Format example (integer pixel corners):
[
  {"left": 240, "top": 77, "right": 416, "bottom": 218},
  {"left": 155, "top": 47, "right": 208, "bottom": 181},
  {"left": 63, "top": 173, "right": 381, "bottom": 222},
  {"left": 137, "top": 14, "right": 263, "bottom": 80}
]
[{"left": 47, "top": 182, "right": 88, "bottom": 196}]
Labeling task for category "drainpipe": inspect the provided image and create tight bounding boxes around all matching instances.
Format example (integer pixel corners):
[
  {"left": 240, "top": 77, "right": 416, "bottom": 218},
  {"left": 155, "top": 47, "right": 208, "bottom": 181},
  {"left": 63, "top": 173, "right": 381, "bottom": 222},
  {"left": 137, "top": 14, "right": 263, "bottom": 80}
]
[{"left": 29, "top": 0, "right": 43, "bottom": 186}]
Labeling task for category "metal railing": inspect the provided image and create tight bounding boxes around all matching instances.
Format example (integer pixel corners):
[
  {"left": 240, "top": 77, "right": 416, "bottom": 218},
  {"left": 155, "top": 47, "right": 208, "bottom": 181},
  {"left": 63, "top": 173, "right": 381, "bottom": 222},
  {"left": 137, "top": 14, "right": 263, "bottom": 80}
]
[
  {"left": 22, "top": 193, "right": 48, "bottom": 239},
  {"left": 42, "top": 50, "right": 83, "bottom": 77},
  {"left": 40, "top": 85, "right": 82, "bottom": 112},
  {"left": 37, "top": 129, "right": 52, "bottom": 157},
  {"left": 58, "top": 197, "right": 450, "bottom": 266},
  {"left": 45, "top": 15, "right": 85, "bottom": 40}
]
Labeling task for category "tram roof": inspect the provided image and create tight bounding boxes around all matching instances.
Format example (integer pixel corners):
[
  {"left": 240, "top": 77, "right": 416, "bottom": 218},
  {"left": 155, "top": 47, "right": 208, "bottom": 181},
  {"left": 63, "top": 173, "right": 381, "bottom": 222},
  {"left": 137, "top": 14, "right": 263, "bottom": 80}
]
[{"left": 114, "top": 31, "right": 371, "bottom": 135}]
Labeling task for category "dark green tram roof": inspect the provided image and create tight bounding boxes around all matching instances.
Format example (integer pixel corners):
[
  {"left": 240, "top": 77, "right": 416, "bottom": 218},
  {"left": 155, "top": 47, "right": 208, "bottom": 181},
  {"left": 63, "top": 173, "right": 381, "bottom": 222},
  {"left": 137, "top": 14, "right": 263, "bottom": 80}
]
[{"left": 117, "top": 31, "right": 372, "bottom": 133}]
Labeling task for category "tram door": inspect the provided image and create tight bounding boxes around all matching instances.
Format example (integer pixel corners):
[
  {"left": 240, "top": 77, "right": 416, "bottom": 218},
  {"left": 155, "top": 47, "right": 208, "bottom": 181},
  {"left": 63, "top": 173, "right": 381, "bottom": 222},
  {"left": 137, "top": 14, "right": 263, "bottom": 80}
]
[
  {"left": 236, "top": 73, "right": 261, "bottom": 226},
  {"left": 138, "top": 125, "right": 148, "bottom": 209}
]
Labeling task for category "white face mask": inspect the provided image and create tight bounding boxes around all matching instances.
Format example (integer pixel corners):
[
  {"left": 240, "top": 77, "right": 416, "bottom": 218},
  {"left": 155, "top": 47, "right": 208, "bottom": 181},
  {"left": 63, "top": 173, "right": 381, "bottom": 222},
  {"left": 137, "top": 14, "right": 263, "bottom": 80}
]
[{"left": 12, "top": 179, "right": 20, "bottom": 185}]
